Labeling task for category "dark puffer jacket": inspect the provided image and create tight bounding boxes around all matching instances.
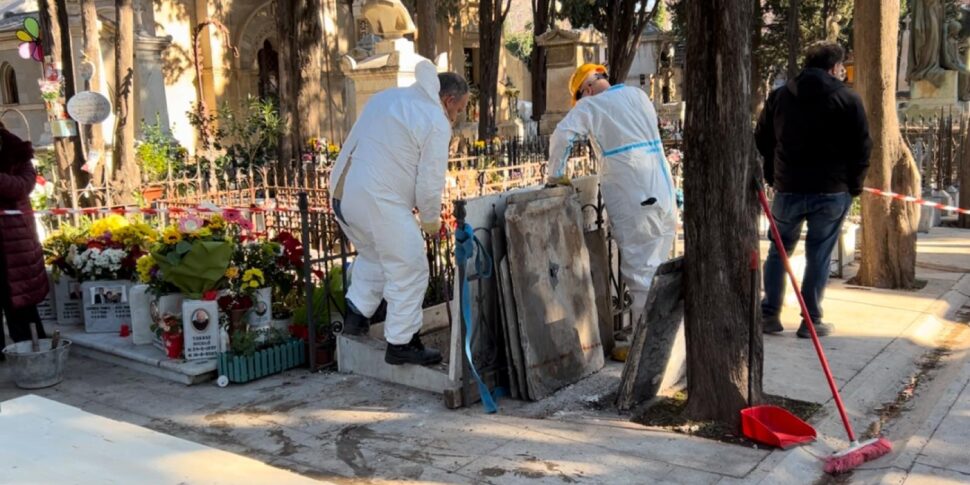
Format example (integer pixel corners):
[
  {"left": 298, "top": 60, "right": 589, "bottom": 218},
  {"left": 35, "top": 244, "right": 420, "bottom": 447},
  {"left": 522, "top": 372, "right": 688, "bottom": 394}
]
[{"left": 0, "top": 128, "right": 49, "bottom": 309}]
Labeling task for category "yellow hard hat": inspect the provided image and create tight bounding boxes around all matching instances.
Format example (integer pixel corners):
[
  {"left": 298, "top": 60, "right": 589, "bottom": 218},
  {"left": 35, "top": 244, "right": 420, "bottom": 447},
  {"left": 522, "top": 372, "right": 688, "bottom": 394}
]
[{"left": 568, "top": 63, "right": 607, "bottom": 106}]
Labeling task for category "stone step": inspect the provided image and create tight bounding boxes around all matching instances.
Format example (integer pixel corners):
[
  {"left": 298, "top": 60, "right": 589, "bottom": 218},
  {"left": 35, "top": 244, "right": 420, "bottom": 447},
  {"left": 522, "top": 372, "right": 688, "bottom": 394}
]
[{"left": 54, "top": 324, "right": 217, "bottom": 385}]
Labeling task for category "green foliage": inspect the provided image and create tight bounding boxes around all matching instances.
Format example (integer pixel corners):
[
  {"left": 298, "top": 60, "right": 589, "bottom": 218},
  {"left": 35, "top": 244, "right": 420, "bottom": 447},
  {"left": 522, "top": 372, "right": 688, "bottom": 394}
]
[
  {"left": 654, "top": 0, "right": 668, "bottom": 29},
  {"left": 229, "top": 327, "right": 291, "bottom": 357},
  {"left": 218, "top": 96, "right": 282, "bottom": 168},
  {"left": 505, "top": 23, "right": 534, "bottom": 63},
  {"left": 136, "top": 115, "right": 187, "bottom": 183},
  {"left": 560, "top": 0, "right": 609, "bottom": 33},
  {"left": 292, "top": 266, "right": 345, "bottom": 334}
]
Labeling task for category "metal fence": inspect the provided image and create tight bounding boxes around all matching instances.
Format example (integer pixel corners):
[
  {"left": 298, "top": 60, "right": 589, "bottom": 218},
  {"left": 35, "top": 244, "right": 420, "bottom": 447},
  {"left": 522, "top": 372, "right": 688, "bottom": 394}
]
[{"left": 901, "top": 112, "right": 966, "bottom": 191}]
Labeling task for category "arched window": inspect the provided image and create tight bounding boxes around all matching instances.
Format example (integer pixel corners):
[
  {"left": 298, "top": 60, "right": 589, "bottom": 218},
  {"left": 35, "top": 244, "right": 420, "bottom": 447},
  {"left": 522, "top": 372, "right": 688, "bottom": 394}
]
[{"left": 1, "top": 63, "right": 19, "bottom": 105}]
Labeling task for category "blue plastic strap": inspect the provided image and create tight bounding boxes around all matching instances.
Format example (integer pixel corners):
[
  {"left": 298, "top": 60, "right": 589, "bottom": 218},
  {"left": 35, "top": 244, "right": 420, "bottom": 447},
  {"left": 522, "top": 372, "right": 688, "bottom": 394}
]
[{"left": 454, "top": 223, "right": 498, "bottom": 413}]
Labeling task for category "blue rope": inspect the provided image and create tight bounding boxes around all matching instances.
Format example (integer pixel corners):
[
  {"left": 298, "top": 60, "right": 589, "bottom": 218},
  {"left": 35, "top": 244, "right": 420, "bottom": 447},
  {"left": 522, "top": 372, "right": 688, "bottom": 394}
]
[{"left": 454, "top": 222, "right": 497, "bottom": 413}]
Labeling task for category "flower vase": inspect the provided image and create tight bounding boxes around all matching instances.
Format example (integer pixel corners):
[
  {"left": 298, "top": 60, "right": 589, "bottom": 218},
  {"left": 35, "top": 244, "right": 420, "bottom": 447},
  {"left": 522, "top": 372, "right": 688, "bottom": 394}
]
[
  {"left": 150, "top": 293, "right": 184, "bottom": 352},
  {"left": 164, "top": 333, "right": 183, "bottom": 359}
]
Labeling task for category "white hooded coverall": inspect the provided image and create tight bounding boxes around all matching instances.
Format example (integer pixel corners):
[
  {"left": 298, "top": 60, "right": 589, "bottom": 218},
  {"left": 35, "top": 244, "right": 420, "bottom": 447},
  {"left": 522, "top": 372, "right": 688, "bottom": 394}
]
[
  {"left": 329, "top": 61, "right": 452, "bottom": 345},
  {"left": 548, "top": 84, "right": 678, "bottom": 324}
]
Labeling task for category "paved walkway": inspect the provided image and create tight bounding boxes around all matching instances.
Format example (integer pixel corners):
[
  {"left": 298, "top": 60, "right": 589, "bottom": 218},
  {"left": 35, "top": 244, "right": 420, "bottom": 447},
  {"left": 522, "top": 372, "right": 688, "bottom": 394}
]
[{"left": 2, "top": 228, "right": 969, "bottom": 484}]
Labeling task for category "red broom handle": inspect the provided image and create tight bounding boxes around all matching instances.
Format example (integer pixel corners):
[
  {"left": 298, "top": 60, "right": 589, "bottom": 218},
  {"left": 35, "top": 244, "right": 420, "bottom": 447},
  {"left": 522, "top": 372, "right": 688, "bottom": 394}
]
[{"left": 756, "top": 186, "right": 857, "bottom": 443}]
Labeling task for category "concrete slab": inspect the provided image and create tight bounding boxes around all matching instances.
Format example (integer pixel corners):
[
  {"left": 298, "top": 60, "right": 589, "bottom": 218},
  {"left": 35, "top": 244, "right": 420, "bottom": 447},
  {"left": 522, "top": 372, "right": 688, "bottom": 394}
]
[
  {"left": 903, "top": 464, "right": 970, "bottom": 485},
  {"left": 336, "top": 334, "right": 455, "bottom": 395},
  {"left": 55, "top": 324, "right": 217, "bottom": 385},
  {"left": 911, "top": 359, "right": 970, "bottom": 475},
  {"left": 0, "top": 394, "right": 326, "bottom": 484},
  {"left": 505, "top": 187, "right": 604, "bottom": 400}
]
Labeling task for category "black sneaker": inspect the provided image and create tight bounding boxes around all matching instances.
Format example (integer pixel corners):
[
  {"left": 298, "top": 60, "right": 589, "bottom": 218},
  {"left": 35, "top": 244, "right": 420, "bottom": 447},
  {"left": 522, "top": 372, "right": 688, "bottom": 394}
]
[
  {"left": 385, "top": 334, "right": 443, "bottom": 366},
  {"left": 797, "top": 320, "right": 834, "bottom": 339},
  {"left": 763, "top": 315, "right": 784, "bottom": 334},
  {"left": 341, "top": 303, "right": 370, "bottom": 336}
]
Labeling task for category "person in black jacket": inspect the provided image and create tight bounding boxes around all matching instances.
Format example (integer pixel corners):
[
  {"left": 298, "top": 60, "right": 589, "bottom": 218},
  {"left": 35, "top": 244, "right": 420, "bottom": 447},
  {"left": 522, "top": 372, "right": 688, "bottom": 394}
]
[{"left": 755, "top": 41, "right": 872, "bottom": 338}]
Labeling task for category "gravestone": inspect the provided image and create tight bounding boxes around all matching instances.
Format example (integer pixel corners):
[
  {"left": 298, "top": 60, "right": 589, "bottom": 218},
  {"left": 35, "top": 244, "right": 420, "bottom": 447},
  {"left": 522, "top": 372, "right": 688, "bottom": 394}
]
[
  {"left": 617, "top": 257, "right": 685, "bottom": 411},
  {"left": 535, "top": 29, "right": 606, "bottom": 135},
  {"left": 80, "top": 281, "right": 133, "bottom": 333},
  {"left": 584, "top": 228, "right": 614, "bottom": 357},
  {"left": 37, "top": 272, "right": 58, "bottom": 328},
  {"left": 504, "top": 186, "right": 604, "bottom": 400},
  {"left": 182, "top": 300, "right": 220, "bottom": 361},
  {"left": 53, "top": 275, "right": 84, "bottom": 325},
  {"left": 128, "top": 285, "right": 154, "bottom": 345}
]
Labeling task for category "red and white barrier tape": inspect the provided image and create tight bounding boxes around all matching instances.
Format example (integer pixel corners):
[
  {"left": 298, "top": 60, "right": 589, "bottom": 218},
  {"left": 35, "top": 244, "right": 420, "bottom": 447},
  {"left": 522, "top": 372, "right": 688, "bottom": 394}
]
[
  {"left": 863, "top": 187, "right": 970, "bottom": 216},
  {"left": 1, "top": 205, "right": 333, "bottom": 217}
]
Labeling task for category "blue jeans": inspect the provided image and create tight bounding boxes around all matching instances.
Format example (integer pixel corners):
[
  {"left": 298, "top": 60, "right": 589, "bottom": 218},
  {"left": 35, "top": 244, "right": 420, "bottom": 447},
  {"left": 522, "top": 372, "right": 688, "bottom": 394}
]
[{"left": 762, "top": 192, "right": 852, "bottom": 323}]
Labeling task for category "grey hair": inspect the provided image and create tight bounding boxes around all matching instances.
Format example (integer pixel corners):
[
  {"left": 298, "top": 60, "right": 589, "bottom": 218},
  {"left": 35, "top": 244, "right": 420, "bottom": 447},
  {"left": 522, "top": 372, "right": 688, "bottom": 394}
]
[{"left": 438, "top": 72, "right": 469, "bottom": 98}]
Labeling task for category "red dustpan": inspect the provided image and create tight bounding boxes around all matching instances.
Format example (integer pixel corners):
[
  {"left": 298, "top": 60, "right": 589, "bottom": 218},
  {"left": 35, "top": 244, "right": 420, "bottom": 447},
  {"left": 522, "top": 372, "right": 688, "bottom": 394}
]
[
  {"left": 741, "top": 405, "right": 817, "bottom": 448},
  {"left": 739, "top": 251, "right": 816, "bottom": 448}
]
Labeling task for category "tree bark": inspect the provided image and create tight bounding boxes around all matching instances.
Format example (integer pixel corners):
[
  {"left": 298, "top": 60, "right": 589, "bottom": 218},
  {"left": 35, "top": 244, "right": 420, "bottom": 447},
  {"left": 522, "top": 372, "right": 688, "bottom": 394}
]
[
  {"left": 112, "top": 0, "right": 139, "bottom": 204},
  {"left": 41, "top": 0, "right": 89, "bottom": 199},
  {"left": 606, "top": 0, "right": 660, "bottom": 85},
  {"left": 416, "top": 0, "right": 437, "bottom": 60},
  {"left": 276, "top": 0, "right": 297, "bottom": 171},
  {"left": 683, "top": 0, "right": 762, "bottom": 426},
  {"left": 80, "top": 0, "right": 106, "bottom": 194},
  {"left": 752, "top": 0, "right": 766, "bottom": 116},
  {"left": 852, "top": 0, "right": 921, "bottom": 288},
  {"left": 787, "top": 0, "right": 800, "bottom": 80},
  {"left": 295, "top": 0, "right": 326, "bottom": 146},
  {"left": 530, "top": 0, "right": 554, "bottom": 123},
  {"left": 478, "top": 0, "right": 512, "bottom": 140}
]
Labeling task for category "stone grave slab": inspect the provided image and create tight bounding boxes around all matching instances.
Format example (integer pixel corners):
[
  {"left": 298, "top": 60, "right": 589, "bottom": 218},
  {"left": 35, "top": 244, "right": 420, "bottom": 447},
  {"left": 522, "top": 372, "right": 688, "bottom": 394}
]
[
  {"left": 504, "top": 187, "right": 605, "bottom": 400},
  {"left": 585, "top": 227, "right": 614, "bottom": 357},
  {"left": 490, "top": 225, "right": 521, "bottom": 400},
  {"left": 499, "top": 256, "right": 530, "bottom": 399},
  {"left": 617, "top": 257, "right": 686, "bottom": 411},
  {"left": 80, "top": 280, "right": 133, "bottom": 333},
  {"left": 53, "top": 274, "right": 83, "bottom": 325}
]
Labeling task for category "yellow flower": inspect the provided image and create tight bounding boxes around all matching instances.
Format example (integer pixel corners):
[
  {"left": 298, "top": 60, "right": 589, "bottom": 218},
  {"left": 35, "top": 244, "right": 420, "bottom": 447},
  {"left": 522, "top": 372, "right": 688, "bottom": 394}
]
[
  {"left": 89, "top": 214, "right": 129, "bottom": 237},
  {"left": 225, "top": 266, "right": 239, "bottom": 279},
  {"left": 328, "top": 143, "right": 339, "bottom": 154},
  {"left": 474, "top": 140, "right": 486, "bottom": 150},
  {"left": 208, "top": 215, "right": 226, "bottom": 230},
  {"left": 162, "top": 227, "right": 182, "bottom": 245},
  {"left": 136, "top": 255, "right": 156, "bottom": 283},
  {"left": 195, "top": 227, "right": 212, "bottom": 238},
  {"left": 242, "top": 268, "right": 265, "bottom": 288}
]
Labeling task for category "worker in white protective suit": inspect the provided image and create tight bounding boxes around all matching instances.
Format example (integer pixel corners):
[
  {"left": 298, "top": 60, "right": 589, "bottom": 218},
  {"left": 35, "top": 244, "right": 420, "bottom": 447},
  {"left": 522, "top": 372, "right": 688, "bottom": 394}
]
[
  {"left": 329, "top": 61, "right": 470, "bottom": 366},
  {"left": 546, "top": 63, "right": 678, "bottom": 327}
]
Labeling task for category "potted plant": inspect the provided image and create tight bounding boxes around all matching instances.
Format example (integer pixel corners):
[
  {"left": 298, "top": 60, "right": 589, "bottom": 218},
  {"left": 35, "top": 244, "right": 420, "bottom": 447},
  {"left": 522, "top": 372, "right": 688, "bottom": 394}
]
[
  {"left": 152, "top": 313, "right": 183, "bottom": 359},
  {"left": 268, "top": 231, "right": 304, "bottom": 329},
  {"left": 217, "top": 326, "right": 306, "bottom": 384},
  {"left": 136, "top": 116, "right": 187, "bottom": 203},
  {"left": 290, "top": 266, "right": 345, "bottom": 366}
]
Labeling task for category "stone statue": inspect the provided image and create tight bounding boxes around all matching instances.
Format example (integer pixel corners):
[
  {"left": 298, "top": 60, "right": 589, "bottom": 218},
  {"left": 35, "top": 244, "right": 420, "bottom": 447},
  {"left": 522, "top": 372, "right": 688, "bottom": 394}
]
[
  {"left": 825, "top": 14, "right": 843, "bottom": 43},
  {"left": 942, "top": 19, "right": 967, "bottom": 72},
  {"left": 908, "top": 0, "right": 946, "bottom": 86},
  {"left": 362, "top": 0, "right": 416, "bottom": 40}
]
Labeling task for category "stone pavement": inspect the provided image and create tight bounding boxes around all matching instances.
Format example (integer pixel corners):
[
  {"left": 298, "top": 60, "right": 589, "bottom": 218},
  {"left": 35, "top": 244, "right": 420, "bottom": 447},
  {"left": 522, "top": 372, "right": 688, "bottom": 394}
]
[{"left": 2, "top": 228, "right": 969, "bottom": 484}]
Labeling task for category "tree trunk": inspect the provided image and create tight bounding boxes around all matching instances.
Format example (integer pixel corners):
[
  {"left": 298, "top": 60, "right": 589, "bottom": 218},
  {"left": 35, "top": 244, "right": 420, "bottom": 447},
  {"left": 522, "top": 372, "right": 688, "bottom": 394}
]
[
  {"left": 751, "top": 0, "right": 766, "bottom": 116},
  {"left": 41, "top": 0, "right": 89, "bottom": 200},
  {"left": 478, "top": 0, "right": 511, "bottom": 140},
  {"left": 80, "top": 0, "right": 106, "bottom": 196},
  {"left": 851, "top": 0, "right": 921, "bottom": 288},
  {"left": 683, "top": 0, "right": 762, "bottom": 426},
  {"left": 277, "top": 0, "right": 296, "bottom": 171},
  {"left": 530, "top": 0, "right": 553, "bottom": 124},
  {"left": 787, "top": 0, "right": 800, "bottom": 80},
  {"left": 606, "top": 0, "right": 659, "bottom": 85},
  {"left": 295, "top": 0, "right": 325, "bottom": 147},
  {"left": 111, "top": 0, "right": 139, "bottom": 204},
  {"left": 961, "top": 117, "right": 970, "bottom": 228},
  {"left": 416, "top": 0, "right": 437, "bottom": 60}
]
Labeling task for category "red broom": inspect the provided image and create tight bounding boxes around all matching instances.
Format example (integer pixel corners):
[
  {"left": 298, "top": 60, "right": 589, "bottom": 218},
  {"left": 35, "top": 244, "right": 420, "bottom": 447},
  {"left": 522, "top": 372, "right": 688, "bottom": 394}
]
[{"left": 756, "top": 182, "right": 892, "bottom": 474}]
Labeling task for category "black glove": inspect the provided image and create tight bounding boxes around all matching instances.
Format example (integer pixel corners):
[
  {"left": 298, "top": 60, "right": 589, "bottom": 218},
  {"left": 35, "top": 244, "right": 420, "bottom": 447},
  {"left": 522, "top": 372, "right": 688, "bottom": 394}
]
[{"left": 849, "top": 187, "right": 863, "bottom": 197}]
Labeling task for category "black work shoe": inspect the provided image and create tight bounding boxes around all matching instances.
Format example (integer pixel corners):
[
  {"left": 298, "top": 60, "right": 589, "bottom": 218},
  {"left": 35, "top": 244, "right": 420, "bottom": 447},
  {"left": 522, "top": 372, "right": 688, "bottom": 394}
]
[
  {"left": 797, "top": 320, "right": 834, "bottom": 339},
  {"left": 385, "top": 334, "right": 443, "bottom": 366},
  {"left": 341, "top": 304, "right": 370, "bottom": 336},
  {"left": 763, "top": 315, "right": 784, "bottom": 334}
]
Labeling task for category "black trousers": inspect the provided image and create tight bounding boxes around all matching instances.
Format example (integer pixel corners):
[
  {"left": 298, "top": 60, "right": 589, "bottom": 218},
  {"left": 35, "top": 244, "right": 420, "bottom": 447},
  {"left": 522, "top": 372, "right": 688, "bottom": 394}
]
[{"left": 0, "top": 262, "right": 48, "bottom": 352}]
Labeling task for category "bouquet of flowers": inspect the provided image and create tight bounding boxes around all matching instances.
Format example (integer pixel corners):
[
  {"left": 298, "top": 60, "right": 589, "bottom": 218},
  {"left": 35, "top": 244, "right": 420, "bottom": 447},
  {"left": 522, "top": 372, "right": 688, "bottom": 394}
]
[
  {"left": 150, "top": 214, "right": 238, "bottom": 299},
  {"left": 63, "top": 215, "right": 157, "bottom": 281},
  {"left": 43, "top": 223, "right": 89, "bottom": 280}
]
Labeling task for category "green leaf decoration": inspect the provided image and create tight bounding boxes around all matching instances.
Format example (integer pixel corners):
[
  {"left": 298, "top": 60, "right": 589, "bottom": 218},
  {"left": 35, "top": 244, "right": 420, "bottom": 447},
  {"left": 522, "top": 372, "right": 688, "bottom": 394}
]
[{"left": 23, "top": 18, "right": 40, "bottom": 39}]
